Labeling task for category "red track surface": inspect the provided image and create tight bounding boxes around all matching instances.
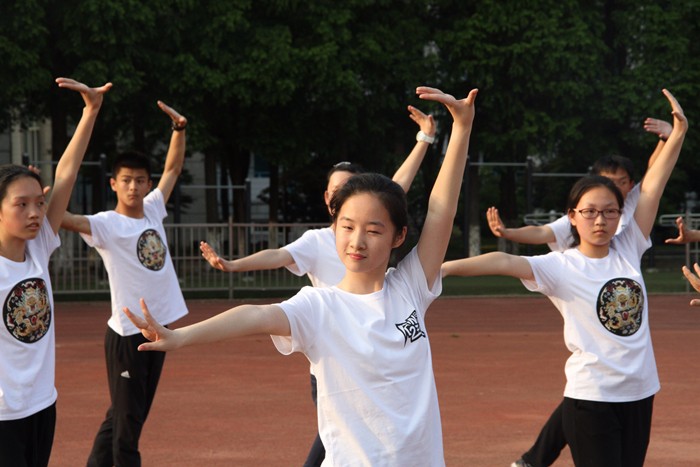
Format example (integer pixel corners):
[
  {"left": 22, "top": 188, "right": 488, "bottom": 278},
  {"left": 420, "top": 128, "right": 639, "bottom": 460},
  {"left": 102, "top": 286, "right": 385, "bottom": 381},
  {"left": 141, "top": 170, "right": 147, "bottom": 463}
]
[{"left": 50, "top": 295, "right": 700, "bottom": 466}]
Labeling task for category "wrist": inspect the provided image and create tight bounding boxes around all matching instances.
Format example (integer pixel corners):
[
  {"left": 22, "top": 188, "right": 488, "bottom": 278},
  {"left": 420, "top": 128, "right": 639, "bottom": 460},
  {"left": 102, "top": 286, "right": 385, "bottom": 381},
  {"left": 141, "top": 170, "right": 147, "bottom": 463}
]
[
  {"left": 659, "top": 134, "right": 668, "bottom": 142},
  {"left": 172, "top": 121, "right": 187, "bottom": 132},
  {"left": 416, "top": 130, "right": 435, "bottom": 144}
]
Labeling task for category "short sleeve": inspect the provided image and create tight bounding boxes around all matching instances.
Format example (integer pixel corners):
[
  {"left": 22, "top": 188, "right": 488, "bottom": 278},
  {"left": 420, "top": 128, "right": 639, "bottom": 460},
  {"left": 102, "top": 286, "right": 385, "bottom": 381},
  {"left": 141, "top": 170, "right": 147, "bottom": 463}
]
[
  {"left": 520, "top": 253, "right": 563, "bottom": 295},
  {"left": 144, "top": 188, "right": 167, "bottom": 221},
  {"left": 80, "top": 213, "right": 108, "bottom": 248},
  {"left": 546, "top": 215, "right": 573, "bottom": 252},
  {"left": 272, "top": 287, "right": 319, "bottom": 355},
  {"left": 389, "top": 248, "right": 442, "bottom": 318},
  {"left": 282, "top": 230, "right": 319, "bottom": 277}
]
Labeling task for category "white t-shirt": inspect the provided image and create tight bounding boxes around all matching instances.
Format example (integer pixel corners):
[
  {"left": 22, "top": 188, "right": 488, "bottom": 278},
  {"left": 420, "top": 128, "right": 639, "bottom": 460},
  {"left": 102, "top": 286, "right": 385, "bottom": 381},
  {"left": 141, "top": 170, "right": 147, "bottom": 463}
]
[
  {"left": 0, "top": 217, "right": 60, "bottom": 420},
  {"left": 272, "top": 248, "right": 445, "bottom": 466},
  {"left": 283, "top": 227, "right": 344, "bottom": 288},
  {"left": 80, "top": 189, "right": 188, "bottom": 336},
  {"left": 547, "top": 183, "right": 641, "bottom": 252},
  {"left": 522, "top": 219, "right": 659, "bottom": 403}
]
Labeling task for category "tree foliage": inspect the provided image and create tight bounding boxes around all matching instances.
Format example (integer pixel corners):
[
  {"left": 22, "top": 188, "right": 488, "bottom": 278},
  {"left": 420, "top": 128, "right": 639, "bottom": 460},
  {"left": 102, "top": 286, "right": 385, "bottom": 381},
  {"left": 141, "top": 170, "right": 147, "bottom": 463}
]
[{"left": 0, "top": 0, "right": 698, "bottom": 225}]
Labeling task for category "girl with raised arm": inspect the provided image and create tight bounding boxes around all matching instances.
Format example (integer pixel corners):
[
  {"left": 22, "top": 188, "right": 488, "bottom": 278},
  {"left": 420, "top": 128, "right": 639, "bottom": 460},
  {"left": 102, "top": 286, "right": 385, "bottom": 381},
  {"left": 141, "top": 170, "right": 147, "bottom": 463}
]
[{"left": 125, "top": 86, "right": 477, "bottom": 465}]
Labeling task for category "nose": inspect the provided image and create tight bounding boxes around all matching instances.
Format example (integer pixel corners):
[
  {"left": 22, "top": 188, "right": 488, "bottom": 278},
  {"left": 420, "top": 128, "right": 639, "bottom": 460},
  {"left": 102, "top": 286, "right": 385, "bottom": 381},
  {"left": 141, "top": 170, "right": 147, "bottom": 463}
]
[{"left": 349, "top": 229, "right": 366, "bottom": 251}]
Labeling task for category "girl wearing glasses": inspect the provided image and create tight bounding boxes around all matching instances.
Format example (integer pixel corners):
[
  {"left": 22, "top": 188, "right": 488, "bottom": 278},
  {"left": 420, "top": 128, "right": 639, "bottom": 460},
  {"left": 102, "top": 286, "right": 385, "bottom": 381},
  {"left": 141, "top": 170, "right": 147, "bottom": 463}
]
[{"left": 442, "top": 89, "right": 687, "bottom": 467}]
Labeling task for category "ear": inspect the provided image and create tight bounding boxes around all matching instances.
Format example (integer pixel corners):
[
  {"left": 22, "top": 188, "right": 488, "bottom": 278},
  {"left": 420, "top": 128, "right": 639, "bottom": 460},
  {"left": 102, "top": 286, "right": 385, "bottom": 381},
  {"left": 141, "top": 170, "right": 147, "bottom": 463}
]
[
  {"left": 568, "top": 210, "right": 577, "bottom": 227},
  {"left": 392, "top": 226, "right": 408, "bottom": 249},
  {"left": 109, "top": 178, "right": 117, "bottom": 192}
]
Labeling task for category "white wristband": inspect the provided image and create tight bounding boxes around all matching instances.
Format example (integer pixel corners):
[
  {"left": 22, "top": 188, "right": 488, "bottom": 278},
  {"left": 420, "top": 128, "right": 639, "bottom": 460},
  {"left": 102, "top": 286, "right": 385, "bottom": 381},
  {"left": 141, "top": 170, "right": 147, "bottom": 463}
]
[{"left": 416, "top": 130, "right": 435, "bottom": 144}]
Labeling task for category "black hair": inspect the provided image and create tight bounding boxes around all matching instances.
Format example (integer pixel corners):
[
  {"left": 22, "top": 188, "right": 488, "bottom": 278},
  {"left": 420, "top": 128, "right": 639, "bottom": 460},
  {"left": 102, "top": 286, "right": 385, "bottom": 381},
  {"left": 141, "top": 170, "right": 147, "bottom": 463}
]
[
  {"left": 326, "top": 162, "right": 364, "bottom": 183},
  {"left": 591, "top": 155, "right": 635, "bottom": 181},
  {"left": 112, "top": 151, "right": 152, "bottom": 179},
  {"left": 0, "top": 165, "right": 43, "bottom": 203},
  {"left": 330, "top": 173, "right": 408, "bottom": 236},
  {"left": 566, "top": 175, "right": 625, "bottom": 247}
]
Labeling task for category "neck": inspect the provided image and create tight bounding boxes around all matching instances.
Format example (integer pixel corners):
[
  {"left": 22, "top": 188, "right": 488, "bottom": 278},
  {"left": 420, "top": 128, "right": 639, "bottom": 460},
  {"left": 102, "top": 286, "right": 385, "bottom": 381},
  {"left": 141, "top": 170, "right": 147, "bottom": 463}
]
[
  {"left": 114, "top": 203, "right": 145, "bottom": 219},
  {"left": 577, "top": 242, "right": 610, "bottom": 259},
  {"left": 337, "top": 270, "right": 386, "bottom": 295},
  {"left": 0, "top": 237, "right": 27, "bottom": 262}
]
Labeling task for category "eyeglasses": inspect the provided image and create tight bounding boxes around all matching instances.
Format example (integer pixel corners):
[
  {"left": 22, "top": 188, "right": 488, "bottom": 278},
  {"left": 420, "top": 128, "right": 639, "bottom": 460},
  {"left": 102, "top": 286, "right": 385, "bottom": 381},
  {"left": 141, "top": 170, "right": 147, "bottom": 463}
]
[
  {"left": 573, "top": 208, "right": 622, "bottom": 219},
  {"left": 333, "top": 161, "right": 352, "bottom": 168}
]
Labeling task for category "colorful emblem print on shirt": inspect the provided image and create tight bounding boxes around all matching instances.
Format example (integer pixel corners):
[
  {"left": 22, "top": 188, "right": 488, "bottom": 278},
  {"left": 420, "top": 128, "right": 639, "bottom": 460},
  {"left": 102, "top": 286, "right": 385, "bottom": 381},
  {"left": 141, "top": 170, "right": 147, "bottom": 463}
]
[
  {"left": 596, "top": 278, "right": 644, "bottom": 336},
  {"left": 396, "top": 310, "right": 426, "bottom": 346},
  {"left": 3, "top": 278, "right": 51, "bottom": 343},
  {"left": 137, "top": 229, "right": 167, "bottom": 271}
]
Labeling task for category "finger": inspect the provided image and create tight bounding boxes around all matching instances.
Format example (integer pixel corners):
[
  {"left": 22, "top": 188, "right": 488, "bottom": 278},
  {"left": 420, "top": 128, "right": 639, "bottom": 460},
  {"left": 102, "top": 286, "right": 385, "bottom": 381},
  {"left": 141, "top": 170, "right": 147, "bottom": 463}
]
[
  {"left": 693, "top": 263, "right": 700, "bottom": 276},
  {"left": 123, "top": 306, "right": 148, "bottom": 328},
  {"left": 690, "top": 299, "right": 700, "bottom": 307},
  {"left": 43, "top": 186, "right": 51, "bottom": 196},
  {"left": 97, "top": 83, "right": 113, "bottom": 93},
  {"left": 662, "top": 89, "right": 685, "bottom": 115}
]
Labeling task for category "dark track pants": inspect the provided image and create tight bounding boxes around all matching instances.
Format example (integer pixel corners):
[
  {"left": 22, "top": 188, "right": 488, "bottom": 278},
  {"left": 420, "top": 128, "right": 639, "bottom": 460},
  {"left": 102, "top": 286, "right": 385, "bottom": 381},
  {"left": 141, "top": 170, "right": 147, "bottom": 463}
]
[{"left": 87, "top": 327, "right": 165, "bottom": 467}]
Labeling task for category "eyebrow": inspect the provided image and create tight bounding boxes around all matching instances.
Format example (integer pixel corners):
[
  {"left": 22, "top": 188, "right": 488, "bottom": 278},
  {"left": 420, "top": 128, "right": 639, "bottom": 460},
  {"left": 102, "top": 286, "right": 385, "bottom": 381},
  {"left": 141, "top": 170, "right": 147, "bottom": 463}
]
[{"left": 338, "top": 216, "right": 386, "bottom": 227}]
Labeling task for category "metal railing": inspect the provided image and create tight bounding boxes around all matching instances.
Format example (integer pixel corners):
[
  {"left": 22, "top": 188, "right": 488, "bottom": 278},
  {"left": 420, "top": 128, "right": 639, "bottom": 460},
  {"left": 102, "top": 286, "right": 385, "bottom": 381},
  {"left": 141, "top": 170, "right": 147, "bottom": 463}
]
[{"left": 50, "top": 221, "right": 327, "bottom": 298}]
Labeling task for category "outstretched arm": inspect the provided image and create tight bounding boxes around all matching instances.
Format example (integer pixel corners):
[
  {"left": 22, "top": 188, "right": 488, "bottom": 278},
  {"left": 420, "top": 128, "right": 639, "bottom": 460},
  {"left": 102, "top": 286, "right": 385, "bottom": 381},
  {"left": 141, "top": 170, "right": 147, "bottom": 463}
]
[
  {"left": 682, "top": 263, "right": 700, "bottom": 307},
  {"left": 441, "top": 251, "right": 534, "bottom": 281},
  {"left": 414, "top": 86, "right": 477, "bottom": 288},
  {"left": 391, "top": 105, "right": 436, "bottom": 192},
  {"left": 124, "top": 298, "right": 291, "bottom": 352},
  {"left": 156, "top": 101, "right": 187, "bottom": 202},
  {"left": 61, "top": 211, "right": 92, "bottom": 235},
  {"left": 665, "top": 216, "right": 700, "bottom": 245},
  {"left": 635, "top": 90, "right": 688, "bottom": 237},
  {"left": 47, "top": 78, "right": 111, "bottom": 233},
  {"left": 200, "top": 241, "right": 295, "bottom": 272},
  {"left": 486, "top": 206, "right": 556, "bottom": 244}
]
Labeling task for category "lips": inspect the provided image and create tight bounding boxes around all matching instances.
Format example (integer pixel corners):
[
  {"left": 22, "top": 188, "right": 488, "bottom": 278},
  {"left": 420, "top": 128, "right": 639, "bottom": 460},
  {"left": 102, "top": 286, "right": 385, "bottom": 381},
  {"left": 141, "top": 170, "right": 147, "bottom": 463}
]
[{"left": 347, "top": 252, "right": 365, "bottom": 260}]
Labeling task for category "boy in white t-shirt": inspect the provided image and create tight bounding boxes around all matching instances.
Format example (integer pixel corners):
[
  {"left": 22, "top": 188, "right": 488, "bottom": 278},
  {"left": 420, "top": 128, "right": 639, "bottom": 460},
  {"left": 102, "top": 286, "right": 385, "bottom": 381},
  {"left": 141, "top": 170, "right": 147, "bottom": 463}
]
[{"left": 61, "top": 101, "right": 189, "bottom": 467}]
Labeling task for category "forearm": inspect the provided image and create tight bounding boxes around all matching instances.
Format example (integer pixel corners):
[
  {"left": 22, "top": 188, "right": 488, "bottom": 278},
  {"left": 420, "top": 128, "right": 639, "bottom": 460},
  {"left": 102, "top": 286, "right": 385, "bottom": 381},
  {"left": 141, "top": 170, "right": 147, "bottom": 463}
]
[
  {"left": 163, "top": 130, "right": 186, "bottom": 177},
  {"left": 229, "top": 248, "right": 294, "bottom": 272},
  {"left": 48, "top": 106, "right": 101, "bottom": 229},
  {"left": 157, "top": 130, "right": 186, "bottom": 200},
  {"left": 391, "top": 142, "right": 429, "bottom": 193},
  {"left": 500, "top": 225, "right": 556, "bottom": 245}
]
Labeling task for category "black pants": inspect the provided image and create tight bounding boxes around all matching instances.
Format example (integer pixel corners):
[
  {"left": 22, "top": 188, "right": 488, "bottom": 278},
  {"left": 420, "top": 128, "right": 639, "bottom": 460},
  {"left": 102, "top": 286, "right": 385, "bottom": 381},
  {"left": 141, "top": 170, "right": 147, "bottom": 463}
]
[
  {"left": 87, "top": 327, "right": 166, "bottom": 467},
  {"left": 0, "top": 402, "right": 56, "bottom": 467},
  {"left": 303, "top": 374, "right": 325, "bottom": 467},
  {"left": 562, "top": 395, "right": 654, "bottom": 467},
  {"left": 521, "top": 400, "right": 567, "bottom": 467}
]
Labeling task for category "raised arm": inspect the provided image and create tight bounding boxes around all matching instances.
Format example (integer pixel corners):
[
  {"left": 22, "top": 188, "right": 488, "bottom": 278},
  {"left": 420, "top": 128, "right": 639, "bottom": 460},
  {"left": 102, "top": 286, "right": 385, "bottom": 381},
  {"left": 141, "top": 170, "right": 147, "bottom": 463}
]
[
  {"left": 200, "top": 241, "right": 295, "bottom": 272},
  {"left": 635, "top": 90, "right": 688, "bottom": 237},
  {"left": 391, "top": 105, "right": 436, "bottom": 192},
  {"left": 47, "top": 78, "right": 111, "bottom": 233},
  {"left": 441, "top": 251, "right": 534, "bottom": 281},
  {"left": 124, "top": 298, "right": 291, "bottom": 352},
  {"left": 414, "top": 87, "right": 477, "bottom": 287},
  {"left": 486, "top": 206, "right": 556, "bottom": 244},
  {"left": 156, "top": 101, "right": 187, "bottom": 202}
]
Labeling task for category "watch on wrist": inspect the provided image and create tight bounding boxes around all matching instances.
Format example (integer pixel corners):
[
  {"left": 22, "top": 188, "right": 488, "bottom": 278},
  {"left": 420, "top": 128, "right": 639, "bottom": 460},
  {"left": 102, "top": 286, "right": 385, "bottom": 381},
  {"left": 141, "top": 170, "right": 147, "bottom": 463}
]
[
  {"left": 172, "top": 121, "right": 187, "bottom": 132},
  {"left": 416, "top": 130, "right": 435, "bottom": 144}
]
